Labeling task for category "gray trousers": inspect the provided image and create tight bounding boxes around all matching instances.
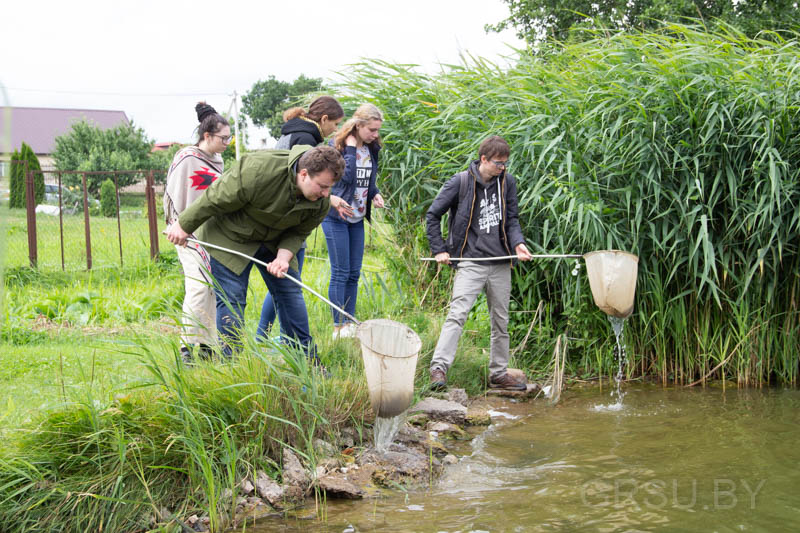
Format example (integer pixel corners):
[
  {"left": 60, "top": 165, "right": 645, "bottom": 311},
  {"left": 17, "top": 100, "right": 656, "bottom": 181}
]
[{"left": 431, "top": 261, "right": 512, "bottom": 379}]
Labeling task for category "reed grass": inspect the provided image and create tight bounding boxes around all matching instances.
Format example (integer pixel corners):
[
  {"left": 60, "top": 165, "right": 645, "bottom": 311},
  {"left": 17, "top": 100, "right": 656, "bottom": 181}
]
[{"left": 335, "top": 23, "right": 800, "bottom": 386}]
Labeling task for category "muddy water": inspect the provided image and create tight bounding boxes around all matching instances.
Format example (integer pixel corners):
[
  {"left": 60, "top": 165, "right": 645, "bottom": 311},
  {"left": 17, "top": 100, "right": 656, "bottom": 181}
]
[{"left": 252, "top": 385, "right": 800, "bottom": 532}]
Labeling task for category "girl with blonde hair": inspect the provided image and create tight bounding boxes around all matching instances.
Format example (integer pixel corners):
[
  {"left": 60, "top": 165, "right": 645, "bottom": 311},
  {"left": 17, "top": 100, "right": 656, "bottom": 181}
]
[{"left": 324, "top": 103, "right": 386, "bottom": 338}]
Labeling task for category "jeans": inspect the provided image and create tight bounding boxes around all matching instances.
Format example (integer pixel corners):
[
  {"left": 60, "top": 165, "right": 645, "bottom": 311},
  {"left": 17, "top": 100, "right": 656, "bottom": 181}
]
[
  {"left": 210, "top": 245, "right": 317, "bottom": 361},
  {"left": 257, "top": 246, "right": 305, "bottom": 341},
  {"left": 322, "top": 217, "right": 364, "bottom": 325}
]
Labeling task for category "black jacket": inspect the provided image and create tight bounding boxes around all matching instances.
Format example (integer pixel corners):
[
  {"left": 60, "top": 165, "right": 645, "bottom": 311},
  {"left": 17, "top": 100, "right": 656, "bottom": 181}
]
[
  {"left": 426, "top": 160, "right": 526, "bottom": 265},
  {"left": 274, "top": 117, "right": 323, "bottom": 149}
]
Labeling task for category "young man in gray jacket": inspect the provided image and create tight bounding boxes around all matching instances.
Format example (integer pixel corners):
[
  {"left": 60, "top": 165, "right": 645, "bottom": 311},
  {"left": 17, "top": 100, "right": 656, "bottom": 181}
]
[{"left": 426, "top": 136, "right": 533, "bottom": 390}]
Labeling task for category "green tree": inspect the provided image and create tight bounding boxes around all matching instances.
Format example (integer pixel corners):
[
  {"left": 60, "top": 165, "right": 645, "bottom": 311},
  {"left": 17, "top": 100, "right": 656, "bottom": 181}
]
[
  {"left": 52, "top": 120, "right": 159, "bottom": 194},
  {"left": 9, "top": 143, "right": 43, "bottom": 208},
  {"left": 241, "top": 74, "right": 324, "bottom": 138},
  {"left": 8, "top": 148, "right": 22, "bottom": 209},
  {"left": 487, "top": 0, "right": 800, "bottom": 43},
  {"left": 99, "top": 178, "right": 117, "bottom": 217}
]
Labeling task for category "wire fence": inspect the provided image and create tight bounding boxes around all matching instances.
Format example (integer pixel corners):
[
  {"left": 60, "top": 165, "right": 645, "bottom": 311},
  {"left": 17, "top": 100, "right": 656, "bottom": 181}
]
[{"left": 5, "top": 165, "right": 167, "bottom": 271}]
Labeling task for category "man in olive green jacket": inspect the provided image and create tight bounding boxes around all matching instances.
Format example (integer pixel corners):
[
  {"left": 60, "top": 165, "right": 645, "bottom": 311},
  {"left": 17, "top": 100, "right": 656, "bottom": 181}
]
[{"left": 166, "top": 144, "right": 345, "bottom": 361}]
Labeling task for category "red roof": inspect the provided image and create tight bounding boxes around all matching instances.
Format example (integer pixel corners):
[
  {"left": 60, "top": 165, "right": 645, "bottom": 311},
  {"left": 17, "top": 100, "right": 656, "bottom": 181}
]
[
  {"left": 2, "top": 106, "right": 130, "bottom": 155},
  {"left": 151, "top": 141, "right": 182, "bottom": 152}
]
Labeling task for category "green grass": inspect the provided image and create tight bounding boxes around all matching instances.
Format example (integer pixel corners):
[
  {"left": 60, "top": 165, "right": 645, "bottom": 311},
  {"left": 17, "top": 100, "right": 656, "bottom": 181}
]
[
  {"left": 4, "top": 197, "right": 170, "bottom": 270},
  {"left": 0, "top": 205, "right": 499, "bottom": 531}
]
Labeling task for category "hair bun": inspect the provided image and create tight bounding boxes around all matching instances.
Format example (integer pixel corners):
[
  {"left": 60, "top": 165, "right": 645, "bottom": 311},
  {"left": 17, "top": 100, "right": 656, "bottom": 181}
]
[{"left": 195, "top": 102, "right": 217, "bottom": 122}]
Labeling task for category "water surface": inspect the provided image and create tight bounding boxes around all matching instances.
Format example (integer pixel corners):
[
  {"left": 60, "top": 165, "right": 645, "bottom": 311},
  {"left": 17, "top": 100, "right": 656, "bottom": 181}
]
[{"left": 253, "top": 385, "right": 800, "bottom": 532}]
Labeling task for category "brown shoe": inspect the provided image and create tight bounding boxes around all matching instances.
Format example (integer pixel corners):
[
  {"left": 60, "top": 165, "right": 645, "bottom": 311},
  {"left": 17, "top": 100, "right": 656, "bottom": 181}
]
[
  {"left": 489, "top": 372, "right": 527, "bottom": 391},
  {"left": 430, "top": 368, "right": 447, "bottom": 391}
]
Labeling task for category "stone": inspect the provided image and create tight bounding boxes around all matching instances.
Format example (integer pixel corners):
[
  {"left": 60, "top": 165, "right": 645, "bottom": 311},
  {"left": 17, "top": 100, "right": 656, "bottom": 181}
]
[
  {"left": 443, "top": 454, "right": 458, "bottom": 465},
  {"left": 240, "top": 479, "right": 254, "bottom": 496},
  {"left": 254, "top": 470, "right": 284, "bottom": 509},
  {"left": 340, "top": 426, "right": 358, "bottom": 448},
  {"left": 409, "top": 398, "right": 467, "bottom": 425},
  {"left": 485, "top": 382, "right": 541, "bottom": 399},
  {"left": 317, "top": 473, "right": 367, "bottom": 499},
  {"left": 282, "top": 448, "right": 310, "bottom": 492},
  {"left": 407, "top": 413, "right": 429, "bottom": 426},
  {"left": 395, "top": 424, "right": 428, "bottom": 446},
  {"left": 465, "top": 407, "right": 492, "bottom": 426},
  {"left": 369, "top": 449, "right": 443, "bottom": 487},
  {"left": 427, "top": 421, "right": 469, "bottom": 440},
  {"left": 447, "top": 388, "right": 469, "bottom": 406},
  {"left": 313, "top": 438, "right": 337, "bottom": 458}
]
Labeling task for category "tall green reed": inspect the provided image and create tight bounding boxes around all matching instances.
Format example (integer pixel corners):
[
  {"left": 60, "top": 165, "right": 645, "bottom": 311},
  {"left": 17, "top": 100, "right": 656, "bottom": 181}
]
[{"left": 335, "top": 23, "right": 800, "bottom": 385}]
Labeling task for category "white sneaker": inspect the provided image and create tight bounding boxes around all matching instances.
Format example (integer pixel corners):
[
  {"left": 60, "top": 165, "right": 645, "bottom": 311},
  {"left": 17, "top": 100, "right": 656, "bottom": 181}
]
[{"left": 332, "top": 323, "right": 357, "bottom": 339}]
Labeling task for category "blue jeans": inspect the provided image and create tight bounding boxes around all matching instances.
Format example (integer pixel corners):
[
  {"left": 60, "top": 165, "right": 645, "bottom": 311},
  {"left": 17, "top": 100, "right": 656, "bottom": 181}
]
[
  {"left": 257, "top": 246, "right": 305, "bottom": 341},
  {"left": 322, "top": 217, "right": 364, "bottom": 325},
  {"left": 210, "top": 246, "right": 317, "bottom": 361}
]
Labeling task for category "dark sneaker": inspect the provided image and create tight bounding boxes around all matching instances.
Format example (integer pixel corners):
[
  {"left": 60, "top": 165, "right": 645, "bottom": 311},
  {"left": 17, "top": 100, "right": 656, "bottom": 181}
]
[
  {"left": 489, "top": 372, "right": 527, "bottom": 391},
  {"left": 180, "top": 346, "right": 195, "bottom": 366},
  {"left": 198, "top": 344, "right": 214, "bottom": 361},
  {"left": 430, "top": 369, "right": 447, "bottom": 391}
]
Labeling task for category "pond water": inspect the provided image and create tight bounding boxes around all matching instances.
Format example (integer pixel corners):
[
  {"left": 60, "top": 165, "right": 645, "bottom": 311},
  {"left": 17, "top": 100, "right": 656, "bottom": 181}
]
[{"left": 252, "top": 385, "right": 800, "bottom": 532}]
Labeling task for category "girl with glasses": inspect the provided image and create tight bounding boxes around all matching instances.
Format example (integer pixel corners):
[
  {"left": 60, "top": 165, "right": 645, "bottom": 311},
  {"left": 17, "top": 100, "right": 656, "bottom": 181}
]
[{"left": 164, "top": 102, "right": 230, "bottom": 364}]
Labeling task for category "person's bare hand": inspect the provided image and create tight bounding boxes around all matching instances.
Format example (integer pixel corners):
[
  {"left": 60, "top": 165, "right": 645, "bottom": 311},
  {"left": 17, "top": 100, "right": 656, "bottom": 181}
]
[
  {"left": 435, "top": 252, "right": 451, "bottom": 265},
  {"left": 267, "top": 257, "right": 289, "bottom": 278},
  {"left": 372, "top": 193, "right": 385, "bottom": 208},
  {"left": 331, "top": 195, "right": 354, "bottom": 219},
  {"left": 515, "top": 243, "right": 533, "bottom": 261},
  {"left": 166, "top": 222, "right": 190, "bottom": 246}
]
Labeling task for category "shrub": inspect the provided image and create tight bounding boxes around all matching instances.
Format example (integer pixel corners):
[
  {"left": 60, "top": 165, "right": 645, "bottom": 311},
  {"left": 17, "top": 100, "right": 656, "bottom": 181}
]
[
  {"left": 99, "top": 178, "right": 117, "bottom": 217},
  {"left": 8, "top": 143, "right": 43, "bottom": 208}
]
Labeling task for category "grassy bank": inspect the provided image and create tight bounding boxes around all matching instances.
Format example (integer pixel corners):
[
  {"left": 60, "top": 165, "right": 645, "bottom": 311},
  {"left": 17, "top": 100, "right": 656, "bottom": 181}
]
[{"left": 0, "top": 208, "right": 506, "bottom": 531}]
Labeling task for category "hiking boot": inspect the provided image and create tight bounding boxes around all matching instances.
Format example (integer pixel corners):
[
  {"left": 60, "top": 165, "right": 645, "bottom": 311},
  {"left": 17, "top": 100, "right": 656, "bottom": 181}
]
[
  {"left": 430, "top": 368, "right": 447, "bottom": 391},
  {"left": 489, "top": 372, "right": 527, "bottom": 391}
]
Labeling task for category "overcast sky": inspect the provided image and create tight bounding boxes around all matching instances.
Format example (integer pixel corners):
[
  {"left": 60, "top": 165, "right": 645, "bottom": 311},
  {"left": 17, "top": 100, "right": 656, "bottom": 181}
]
[{"left": 1, "top": 0, "right": 524, "bottom": 148}]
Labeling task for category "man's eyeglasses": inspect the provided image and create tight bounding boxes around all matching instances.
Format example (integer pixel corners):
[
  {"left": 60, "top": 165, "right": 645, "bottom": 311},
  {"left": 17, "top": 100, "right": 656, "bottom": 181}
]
[
  {"left": 489, "top": 159, "right": 508, "bottom": 169},
  {"left": 214, "top": 134, "right": 232, "bottom": 144}
]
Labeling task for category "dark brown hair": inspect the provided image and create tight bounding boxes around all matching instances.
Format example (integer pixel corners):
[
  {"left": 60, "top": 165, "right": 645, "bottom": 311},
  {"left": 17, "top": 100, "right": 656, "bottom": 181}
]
[
  {"left": 478, "top": 135, "right": 510, "bottom": 160},
  {"left": 195, "top": 102, "right": 229, "bottom": 145},
  {"left": 298, "top": 145, "right": 345, "bottom": 181},
  {"left": 283, "top": 96, "right": 344, "bottom": 123}
]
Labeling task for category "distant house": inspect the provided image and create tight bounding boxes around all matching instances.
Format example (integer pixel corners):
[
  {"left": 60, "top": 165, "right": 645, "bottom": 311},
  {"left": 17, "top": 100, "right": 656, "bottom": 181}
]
[
  {"left": 151, "top": 141, "right": 182, "bottom": 153},
  {"left": 0, "top": 106, "right": 130, "bottom": 175}
]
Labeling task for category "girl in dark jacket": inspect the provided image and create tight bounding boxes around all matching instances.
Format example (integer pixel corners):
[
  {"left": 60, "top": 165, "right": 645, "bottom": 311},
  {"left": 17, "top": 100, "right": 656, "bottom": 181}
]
[
  {"left": 257, "top": 96, "right": 349, "bottom": 341},
  {"left": 323, "top": 103, "right": 385, "bottom": 338}
]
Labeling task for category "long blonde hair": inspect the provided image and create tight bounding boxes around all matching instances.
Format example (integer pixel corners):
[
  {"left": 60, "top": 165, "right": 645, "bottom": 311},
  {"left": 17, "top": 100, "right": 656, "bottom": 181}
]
[{"left": 333, "top": 103, "right": 384, "bottom": 152}]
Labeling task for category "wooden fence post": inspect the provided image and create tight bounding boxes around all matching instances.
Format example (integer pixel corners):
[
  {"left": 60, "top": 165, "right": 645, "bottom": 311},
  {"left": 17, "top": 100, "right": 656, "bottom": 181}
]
[
  {"left": 145, "top": 171, "right": 160, "bottom": 260},
  {"left": 82, "top": 173, "right": 92, "bottom": 270},
  {"left": 113, "top": 173, "right": 123, "bottom": 267},
  {"left": 58, "top": 171, "right": 65, "bottom": 271},
  {"left": 24, "top": 162, "right": 37, "bottom": 268}
]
